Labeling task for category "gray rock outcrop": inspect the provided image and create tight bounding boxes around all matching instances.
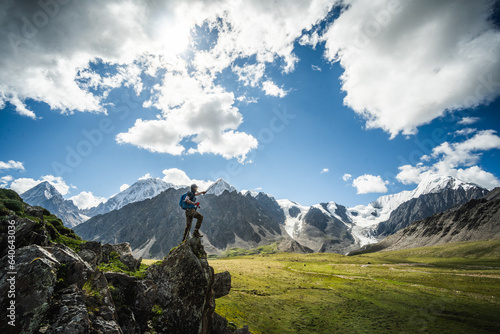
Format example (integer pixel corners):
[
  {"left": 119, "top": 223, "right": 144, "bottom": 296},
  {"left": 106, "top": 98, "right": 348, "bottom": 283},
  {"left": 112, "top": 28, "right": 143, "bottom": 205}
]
[{"left": 0, "top": 211, "right": 245, "bottom": 334}]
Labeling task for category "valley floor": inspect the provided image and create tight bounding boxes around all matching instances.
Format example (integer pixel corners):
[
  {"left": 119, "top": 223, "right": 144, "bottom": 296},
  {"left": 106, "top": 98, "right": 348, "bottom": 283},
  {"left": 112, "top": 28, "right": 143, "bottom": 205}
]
[{"left": 208, "top": 239, "right": 500, "bottom": 334}]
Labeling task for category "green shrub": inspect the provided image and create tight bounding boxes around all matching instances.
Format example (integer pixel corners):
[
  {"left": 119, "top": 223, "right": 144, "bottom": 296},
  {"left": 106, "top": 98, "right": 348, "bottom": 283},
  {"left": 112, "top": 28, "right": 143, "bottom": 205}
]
[{"left": 2, "top": 199, "right": 23, "bottom": 213}]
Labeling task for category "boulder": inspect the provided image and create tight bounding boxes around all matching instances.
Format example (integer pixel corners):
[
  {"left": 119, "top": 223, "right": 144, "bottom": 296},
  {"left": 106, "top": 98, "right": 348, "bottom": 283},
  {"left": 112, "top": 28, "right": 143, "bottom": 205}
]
[
  {"left": 103, "top": 242, "right": 142, "bottom": 271},
  {"left": 105, "top": 272, "right": 157, "bottom": 333},
  {"left": 46, "top": 244, "right": 93, "bottom": 288},
  {"left": 44, "top": 284, "right": 91, "bottom": 333},
  {"left": 213, "top": 271, "right": 231, "bottom": 299},
  {"left": 146, "top": 237, "right": 215, "bottom": 334},
  {"left": 0, "top": 216, "right": 49, "bottom": 257},
  {"left": 79, "top": 240, "right": 103, "bottom": 267}
]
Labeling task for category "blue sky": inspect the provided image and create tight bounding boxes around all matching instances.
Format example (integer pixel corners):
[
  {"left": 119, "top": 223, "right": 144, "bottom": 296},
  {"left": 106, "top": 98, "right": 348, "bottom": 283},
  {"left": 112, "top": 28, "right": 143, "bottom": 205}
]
[{"left": 1, "top": 0, "right": 499, "bottom": 208}]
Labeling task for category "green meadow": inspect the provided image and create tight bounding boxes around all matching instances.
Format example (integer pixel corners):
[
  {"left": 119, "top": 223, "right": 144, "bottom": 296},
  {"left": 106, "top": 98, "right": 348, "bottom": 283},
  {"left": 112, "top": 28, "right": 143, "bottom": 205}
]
[{"left": 209, "top": 239, "right": 500, "bottom": 334}]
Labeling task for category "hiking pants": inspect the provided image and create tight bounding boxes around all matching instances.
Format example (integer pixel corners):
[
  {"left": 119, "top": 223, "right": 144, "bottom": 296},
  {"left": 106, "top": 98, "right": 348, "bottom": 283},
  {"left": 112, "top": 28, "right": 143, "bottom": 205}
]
[{"left": 183, "top": 208, "right": 203, "bottom": 241}]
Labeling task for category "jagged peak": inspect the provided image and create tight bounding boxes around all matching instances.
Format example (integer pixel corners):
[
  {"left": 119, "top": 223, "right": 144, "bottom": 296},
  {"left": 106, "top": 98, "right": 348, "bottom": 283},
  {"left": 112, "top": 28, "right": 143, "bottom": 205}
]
[
  {"left": 413, "top": 174, "right": 483, "bottom": 197},
  {"left": 205, "top": 178, "right": 237, "bottom": 195},
  {"left": 21, "top": 181, "right": 62, "bottom": 199}
]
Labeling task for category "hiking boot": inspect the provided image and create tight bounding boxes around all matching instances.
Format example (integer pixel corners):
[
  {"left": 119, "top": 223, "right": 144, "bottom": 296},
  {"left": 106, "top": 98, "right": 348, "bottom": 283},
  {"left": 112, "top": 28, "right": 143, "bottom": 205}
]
[{"left": 193, "top": 230, "right": 203, "bottom": 238}]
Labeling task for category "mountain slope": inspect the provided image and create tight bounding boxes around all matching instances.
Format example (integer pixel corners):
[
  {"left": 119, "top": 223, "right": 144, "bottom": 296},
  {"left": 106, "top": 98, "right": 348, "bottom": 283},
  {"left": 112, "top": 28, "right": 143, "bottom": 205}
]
[
  {"left": 21, "top": 181, "right": 84, "bottom": 227},
  {"left": 75, "top": 188, "right": 286, "bottom": 258},
  {"left": 277, "top": 199, "right": 357, "bottom": 253},
  {"left": 375, "top": 186, "right": 489, "bottom": 236},
  {"left": 85, "top": 178, "right": 174, "bottom": 216},
  {"left": 351, "top": 187, "right": 500, "bottom": 254},
  {"left": 347, "top": 175, "right": 488, "bottom": 245}
]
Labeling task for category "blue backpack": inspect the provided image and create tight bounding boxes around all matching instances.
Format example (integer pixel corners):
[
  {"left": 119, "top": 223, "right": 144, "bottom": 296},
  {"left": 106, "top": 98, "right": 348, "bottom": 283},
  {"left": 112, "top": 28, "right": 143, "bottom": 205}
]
[{"left": 179, "top": 193, "right": 194, "bottom": 210}]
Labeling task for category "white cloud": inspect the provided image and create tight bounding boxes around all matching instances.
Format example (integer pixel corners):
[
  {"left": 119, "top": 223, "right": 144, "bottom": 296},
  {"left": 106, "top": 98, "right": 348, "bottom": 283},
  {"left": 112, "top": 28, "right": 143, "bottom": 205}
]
[
  {"left": 321, "top": 168, "right": 329, "bottom": 174},
  {"left": 0, "top": 175, "right": 14, "bottom": 188},
  {"left": 9, "top": 175, "right": 73, "bottom": 195},
  {"left": 69, "top": 191, "right": 106, "bottom": 210},
  {"left": 0, "top": 0, "right": 197, "bottom": 117},
  {"left": 458, "top": 117, "right": 480, "bottom": 125},
  {"left": 311, "top": 65, "right": 322, "bottom": 72},
  {"left": 262, "top": 80, "right": 288, "bottom": 98},
  {"left": 138, "top": 173, "right": 152, "bottom": 180},
  {"left": 162, "top": 168, "right": 212, "bottom": 190},
  {"left": 236, "top": 95, "right": 258, "bottom": 104},
  {"left": 322, "top": 0, "right": 500, "bottom": 138},
  {"left": 431, "top": 130, "right": 500, "bottom": 167},
  {"left": 396, "top": 164, "right": 429, "bottom": 185},
  {"left": 0, "top": 160, "right": 25, "bottom": 171},
  {"left": 233, "top": 63, "right": 265, "bottom": 87},
  {"left": 454, "top": 128, "right": 477, "bottom": 136},
  {"left": 396, "top": 130, "right": 500, "bottom": 189},
  {"left": 120, "top": 184, "right": 130, "bottom": 192},
  {"left": 342, "top": 173, "right": 352, "bottom": 181},
  {"left": 117, "top": 72, "right": 258, "bottom": 162},
  {"left": 352, "top": 174, "right": 388, "bottom": 194},
  {"left": 0, "top": 0, "right": 335, "bottom": 118},
  {"left": 192, "top": 0, "right": 335, "bottom": 76}
]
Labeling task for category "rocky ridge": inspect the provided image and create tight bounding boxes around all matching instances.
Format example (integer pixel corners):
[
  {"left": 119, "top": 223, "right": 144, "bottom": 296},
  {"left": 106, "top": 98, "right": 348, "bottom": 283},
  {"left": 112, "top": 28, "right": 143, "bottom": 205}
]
[{"left": 0, "top": 189, "right": 248, "bottom": 334}]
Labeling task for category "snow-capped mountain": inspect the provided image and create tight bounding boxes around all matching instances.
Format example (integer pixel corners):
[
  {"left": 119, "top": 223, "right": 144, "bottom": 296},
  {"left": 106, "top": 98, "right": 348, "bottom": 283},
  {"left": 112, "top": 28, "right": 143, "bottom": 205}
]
[
  {"left": 275, "top": 175, "right": 488, "bottom": 249},
  {"left": 347, "top": 175, "right": 488, "bottom": 245},
  {"left": 85, "top": 178, "right": 176, "bottom": 217},
  {"left": 74, "top": 174, "right": 489, "bottom": 257},
  {"left": 21, "top": 181, "right": 85, "bottom": 228},
  {"left": 205, "top": 178, "right": 237, "bottom": 195},
  {"left": 277, "top": 199, "right": 357, "bottom": 253}
]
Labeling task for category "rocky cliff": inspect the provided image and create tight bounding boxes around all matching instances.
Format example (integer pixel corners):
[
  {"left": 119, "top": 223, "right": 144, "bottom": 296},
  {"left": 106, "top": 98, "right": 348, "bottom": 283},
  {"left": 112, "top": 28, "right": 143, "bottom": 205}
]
[{"left": 0, "top": 189, "right": 248, "bottom": 334}]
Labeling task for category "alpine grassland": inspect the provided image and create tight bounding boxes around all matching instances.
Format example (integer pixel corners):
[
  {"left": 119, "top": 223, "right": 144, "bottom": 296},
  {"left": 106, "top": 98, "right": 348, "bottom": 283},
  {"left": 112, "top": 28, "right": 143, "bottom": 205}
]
[{"left": 209, "top": 239, "right": 500, "bottom": 334}]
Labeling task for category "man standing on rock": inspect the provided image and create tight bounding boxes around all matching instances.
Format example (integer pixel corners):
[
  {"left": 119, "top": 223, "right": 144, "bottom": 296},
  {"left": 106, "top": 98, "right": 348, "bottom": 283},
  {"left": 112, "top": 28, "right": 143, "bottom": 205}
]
[{"left": 182, "top": 184, "right": 207, "bottom": 242}]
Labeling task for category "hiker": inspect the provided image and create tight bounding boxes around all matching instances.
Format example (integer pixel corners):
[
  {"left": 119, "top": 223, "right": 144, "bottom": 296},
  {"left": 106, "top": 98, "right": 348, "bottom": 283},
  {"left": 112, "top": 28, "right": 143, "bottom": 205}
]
[{"left": 182, "top": 184, "right": 207, "bottom": 242}]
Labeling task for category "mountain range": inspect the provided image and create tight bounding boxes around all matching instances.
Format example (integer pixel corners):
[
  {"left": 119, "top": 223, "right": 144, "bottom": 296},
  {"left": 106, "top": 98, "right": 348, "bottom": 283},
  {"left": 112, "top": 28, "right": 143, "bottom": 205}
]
[
  {"left": 18, "top": 175, "right": 492, "bottom": 258},
  {"left": 350, "top": 187, "right": 500, "bottom": 254}
]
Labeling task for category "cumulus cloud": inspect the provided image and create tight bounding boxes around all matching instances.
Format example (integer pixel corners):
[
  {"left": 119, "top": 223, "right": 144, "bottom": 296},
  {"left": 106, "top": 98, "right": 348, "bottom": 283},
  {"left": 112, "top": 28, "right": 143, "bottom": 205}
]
[
  {"left": 233, "top": 63, "right": 265, "bottom": 87},
  {"left": 0, "top": 0, "right": 333, "bottom": 119},
  {"left": 458, "top": 117, "right": 480, "bottom": 125},
  {"left": 396, "top": 130, "right": 500, "bottom": 189},
  {"left": 352, "top": 174, "right": 389, "bottom": 194},
  {"left": 69, "top": 191, "right": 106, "bottom": 210},
  {"left": 138, "top": 173, "right": 153, "bottom": 180},
  {"left": 322, "top": 0, "right": 500, "bottom": 138},
  {"left": 162, "top": 168, "right": 213, "bottom": 190},
  {"left": 117, "top": 73, "right": 258, "bottom": 162},
  {"left": 120, "top": 184, "right": 130, "bottom": 192},
  {"left": 0, "top": 175, "right": 14, "bottom": 188},
  {"left": 262, "top": 80, "right": 288, "bottom": 98},
  {"left": 10, "top": 175, "right": 74, "bottom": 195},
  {"left": 0, "top": 160, "right": 25, "bottom": 171},
  {"left": 321, "top": 168, "right": 329, "bottom": 174},
  {"left": 342, "top": 173, "right": 352, "bottom": 181},
  {"left": 454, "top": 128, "right": 477, "bottom": 136}
]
